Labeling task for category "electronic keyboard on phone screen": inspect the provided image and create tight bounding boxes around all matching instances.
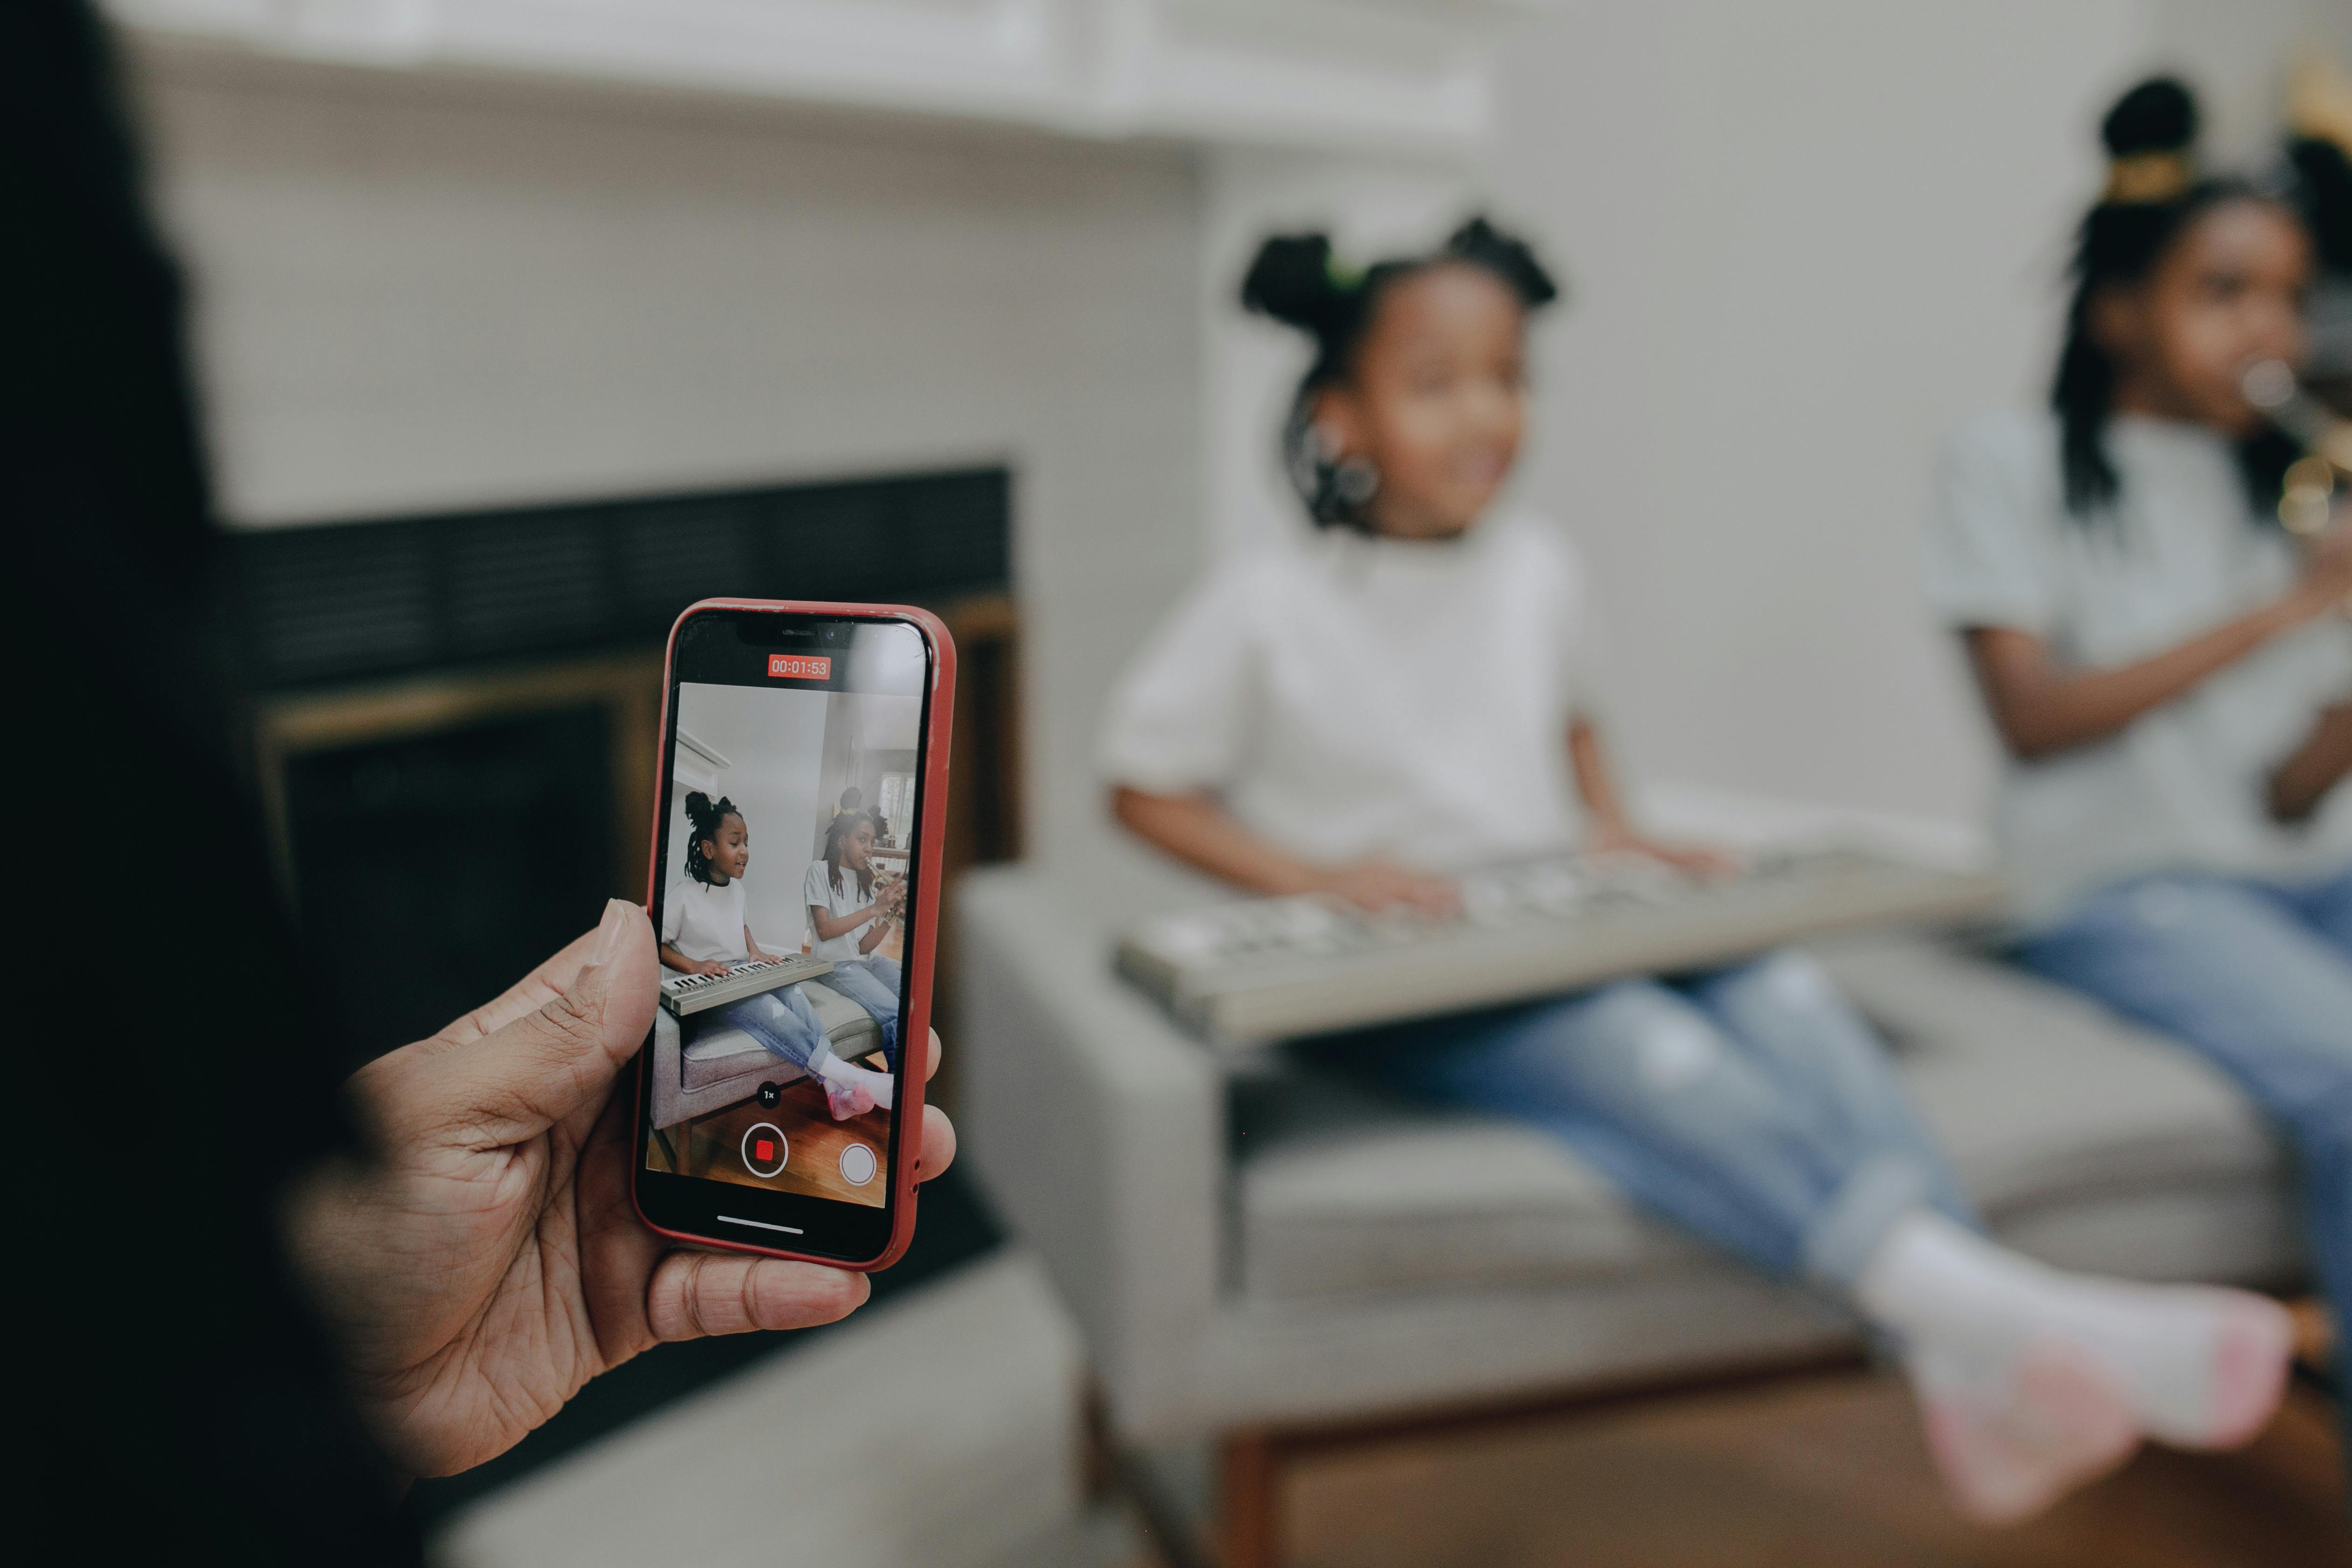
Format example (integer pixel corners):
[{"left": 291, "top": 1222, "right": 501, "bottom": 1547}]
[
  {"left": 1116, "top": 846, "right": 2006, "bottom": 1045},
  {"left": 658, "top": 953, "right": 834, "bottom": 1018}
]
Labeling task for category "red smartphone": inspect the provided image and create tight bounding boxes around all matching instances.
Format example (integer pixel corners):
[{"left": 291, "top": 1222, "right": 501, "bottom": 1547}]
[{"left": 631, "top": 600, "right": 952, "bottom": 1270}]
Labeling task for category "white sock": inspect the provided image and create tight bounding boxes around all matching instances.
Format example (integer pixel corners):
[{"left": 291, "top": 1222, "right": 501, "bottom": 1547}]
[
  {"left": 1855, "top": 1210, "right": 2290, "bottom": 1449},
  {"left": 818, "top": 1055, "right": 894, "bottom": 1111},
  {"left": 1904, "top": 1336, "right": 2141, "bottom": 1523}
]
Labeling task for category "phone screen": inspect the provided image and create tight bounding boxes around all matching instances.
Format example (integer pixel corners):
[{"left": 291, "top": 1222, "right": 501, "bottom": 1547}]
[{"left": 635, "top": 609, "right": 933, "bottom": 1261}]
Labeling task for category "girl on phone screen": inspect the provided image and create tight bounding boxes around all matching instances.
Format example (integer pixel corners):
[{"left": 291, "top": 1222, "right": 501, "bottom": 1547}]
[
  {"left": 1925, "top": 78, "right": 2351, "bottom": 1456},
  {"left": 805, "top": 809, "right": 905, "bottom": 1068},
  {"left": 661, "top": 791, "right": 893, "bottom": 1119},
  {"left": 1102, "top": 215, "right": 2294, "bottom": 1520}
]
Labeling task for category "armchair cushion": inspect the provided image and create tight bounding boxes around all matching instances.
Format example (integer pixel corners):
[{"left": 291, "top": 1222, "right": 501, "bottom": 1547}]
[{"left": 1235, "top": 1072, "right": 1707, "bottom": 1302}]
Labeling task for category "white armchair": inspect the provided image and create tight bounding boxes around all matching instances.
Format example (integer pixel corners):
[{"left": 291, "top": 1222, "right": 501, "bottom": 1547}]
[{"left": 956, "top": 864, "right": 2302, "bottom": 1567}]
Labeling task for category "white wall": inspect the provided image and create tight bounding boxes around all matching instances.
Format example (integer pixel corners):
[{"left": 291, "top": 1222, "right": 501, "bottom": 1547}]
[
  {"left": 1473, "top": 1, "right": 2150, "bottom": 827},
  {"left": 130, "top": 42, "right": 1205, "bottom": 880},
  {"left": 2149, "top": 0, "right": 2352, "bottom": 161}
]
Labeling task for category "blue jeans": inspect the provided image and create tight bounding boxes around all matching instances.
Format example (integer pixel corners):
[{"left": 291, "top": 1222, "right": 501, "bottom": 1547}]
[
  {"left": 818, "top": 955, "right": 901, "bottom": 1068},
  {"left": 1319, "top": 951, "right": 1975, "bottom": 1288},
  {"left": 712, "top": 983, "right": 836, "bottom": 1075},
  {"left": 2016, "top": 867, "right": 2352, "bottom": 1412}
]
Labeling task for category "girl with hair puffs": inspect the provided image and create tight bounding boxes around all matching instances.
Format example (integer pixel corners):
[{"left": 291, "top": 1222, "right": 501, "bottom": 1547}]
[
  {"left": 660, "top": 791, "right": 893, "bottom": 1120},
  {"left": 1105, "top": 214, "right": 2293, "bottom": 1522}
]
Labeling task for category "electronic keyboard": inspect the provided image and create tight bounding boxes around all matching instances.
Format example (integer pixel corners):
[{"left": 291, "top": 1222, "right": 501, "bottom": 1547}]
[
  {"left": 1116, "top": 846, "right": 2005, "bottom": 1044},
  {"left": 659, "top": 954, "right": 834, "bottom": 1018}
]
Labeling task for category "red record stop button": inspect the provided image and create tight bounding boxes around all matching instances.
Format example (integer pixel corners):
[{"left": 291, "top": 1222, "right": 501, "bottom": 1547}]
[{"left": 741, "top": 1123, "right": 790, "bottom": 1179}]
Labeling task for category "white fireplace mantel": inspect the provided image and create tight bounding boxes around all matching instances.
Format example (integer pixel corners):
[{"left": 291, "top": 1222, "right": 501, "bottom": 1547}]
[{"left": 105, "top": 0, "right": 1554, "bottom": 153}]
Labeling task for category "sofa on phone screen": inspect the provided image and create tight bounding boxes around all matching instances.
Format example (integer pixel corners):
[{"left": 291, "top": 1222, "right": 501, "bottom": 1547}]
[
  {"left": 648, "top": 980, "right": 882, "bottom": 1133},
  {"left": 954, "top": 854, "right": 2302, "bottom": 1568}
]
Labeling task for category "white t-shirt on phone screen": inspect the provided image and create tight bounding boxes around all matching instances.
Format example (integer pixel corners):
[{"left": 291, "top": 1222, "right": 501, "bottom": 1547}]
[
  {"left": 1098, "top": 512, "right": 1604, "bottom": 872},
  {"left": 662, "top": 875, "right": 748, "bottom": 964},
  {"left": 804, "top": 859, "right": 877, "bottom": 961}
]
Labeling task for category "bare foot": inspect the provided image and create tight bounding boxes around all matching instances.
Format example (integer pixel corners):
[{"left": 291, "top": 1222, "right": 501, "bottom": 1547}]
[{"left": 1914, "top": 1341, "right": 2140, "bottom": 1524}]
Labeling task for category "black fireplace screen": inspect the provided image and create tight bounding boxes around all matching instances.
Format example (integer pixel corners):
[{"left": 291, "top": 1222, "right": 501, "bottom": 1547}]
[
  {"left": 284, "top": 706, "right": 619, "bottom": 1068},
  {"left": 232, "top": 467, "right": 1008, "bottom": 689}
]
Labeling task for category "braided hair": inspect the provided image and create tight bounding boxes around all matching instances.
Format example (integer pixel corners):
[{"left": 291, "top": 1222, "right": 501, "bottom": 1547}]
[
  {"left": 1241, "top": 216, "right": 1561, "bottom": 529},
  {"left": 2053, "top": 77, "right": 2303, "bottom": 518},
  {"left": 822, "top": 809, "right": 879, "bottom": 901},
  {"left": 683, "top": 791, "right": 742, "bottom": 886}
]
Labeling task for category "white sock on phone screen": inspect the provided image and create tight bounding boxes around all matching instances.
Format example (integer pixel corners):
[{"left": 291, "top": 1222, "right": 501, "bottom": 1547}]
[{"left": 818, "top": 1055, "right": 894, "bottom": 1111}]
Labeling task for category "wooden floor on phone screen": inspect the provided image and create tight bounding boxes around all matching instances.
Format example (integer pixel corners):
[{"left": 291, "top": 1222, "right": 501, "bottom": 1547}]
[
  {"left": 1206, "top": 1374, "right": 2348, "bottom": 1568},
  {"left": 652, "top": 1068, "right": 890, "bottom": 1207}
]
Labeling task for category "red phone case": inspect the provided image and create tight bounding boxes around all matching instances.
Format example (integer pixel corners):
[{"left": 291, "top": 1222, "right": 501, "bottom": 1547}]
[{"left": 630, "top": 598, "right": 955, "bottom": 1271}]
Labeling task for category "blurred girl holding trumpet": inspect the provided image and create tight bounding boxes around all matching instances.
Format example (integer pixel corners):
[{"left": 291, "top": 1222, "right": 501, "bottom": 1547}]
[{"left": 1925, "top": 74, "right": 2352, "bottom": 1459}]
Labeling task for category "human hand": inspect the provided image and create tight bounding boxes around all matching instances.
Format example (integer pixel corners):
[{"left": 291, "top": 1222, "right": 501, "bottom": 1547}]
[
  {"left": 1314, "top": 861, "right": 1462, "bottom": 917},
  {"left": 286, "top": 900, "right": 957, "bottom": 1479},
  {"left": 1587, "top": 823, "right": 1743, "bottom": 880}
]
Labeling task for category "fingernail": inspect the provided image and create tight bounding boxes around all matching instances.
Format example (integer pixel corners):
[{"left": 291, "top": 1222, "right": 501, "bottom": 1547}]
[{"left": 591, "top": 899, "right": 631, "bottom": 967}]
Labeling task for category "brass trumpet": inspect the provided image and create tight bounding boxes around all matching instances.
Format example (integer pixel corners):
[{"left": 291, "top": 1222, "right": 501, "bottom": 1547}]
[
  {"left": 2242, "top": 360, "right": 2352, "bottom": 622},
  {"left": 2242, "top": 358, "right": 2352, "bottom": 539}
]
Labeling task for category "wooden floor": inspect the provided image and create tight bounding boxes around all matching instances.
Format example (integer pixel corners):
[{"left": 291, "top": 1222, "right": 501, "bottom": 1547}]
[
  {"left": 649, "top": 1067, "right": 893, "bottom": 1207},
  {"left": 1246, "top": 1372, "right": 2350, "bottom": 1568}
]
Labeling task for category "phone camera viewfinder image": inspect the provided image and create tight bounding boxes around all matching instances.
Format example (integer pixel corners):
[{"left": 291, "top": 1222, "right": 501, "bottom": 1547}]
[{"left": 644, "top": 616, "right": 929, "bottom": 1221}]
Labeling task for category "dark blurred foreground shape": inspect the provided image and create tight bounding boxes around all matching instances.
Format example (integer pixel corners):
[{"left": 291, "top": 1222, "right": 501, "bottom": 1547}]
[
  {"left": 5, "top": 1, "right": 416, "bottom": 1557},
  {"left": 5, "top": 2, "right": 1029, "bottom": 1551}
]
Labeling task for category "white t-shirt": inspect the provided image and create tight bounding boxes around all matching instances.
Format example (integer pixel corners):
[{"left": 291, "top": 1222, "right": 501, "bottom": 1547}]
[
  {"left": 1923, "top": 407, "right": 2352, "bottom": 922},
  {"left": 804, "top": 859, "right": 877, "bottom": 961},
  {"left": 1099, "top": 513, "right": 1603, "bottom": 872},
  {"left": 662, "top": 875, "right": 749, "bottom": 963}
]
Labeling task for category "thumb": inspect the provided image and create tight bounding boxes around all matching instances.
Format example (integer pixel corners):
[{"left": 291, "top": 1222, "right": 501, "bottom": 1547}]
[{"left": 386, "top": 900, "right": 660, "bottom": 1149}]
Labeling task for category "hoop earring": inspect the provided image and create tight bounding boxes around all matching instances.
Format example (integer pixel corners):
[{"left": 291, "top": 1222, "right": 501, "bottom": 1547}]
[{"left": 1333, "top": 455, "right": 1379, "bottom": 507}]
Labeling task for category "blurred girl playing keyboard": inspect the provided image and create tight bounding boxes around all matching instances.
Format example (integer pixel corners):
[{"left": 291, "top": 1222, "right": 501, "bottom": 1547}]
[
  {"left": 660, "top": 791, "right": 893, "bottom": 1120},
  {"left": 1103, "top": 216, "right": 2292, "bottom": 1522}
]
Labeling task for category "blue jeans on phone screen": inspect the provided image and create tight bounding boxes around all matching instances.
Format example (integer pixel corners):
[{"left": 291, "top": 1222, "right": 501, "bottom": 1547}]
[
  {"left": 819, "top": 955, "right": 902, "bottom": 1068},
  {"left": 713, "top": 983, "right": 836, "bottom": 1075}
]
